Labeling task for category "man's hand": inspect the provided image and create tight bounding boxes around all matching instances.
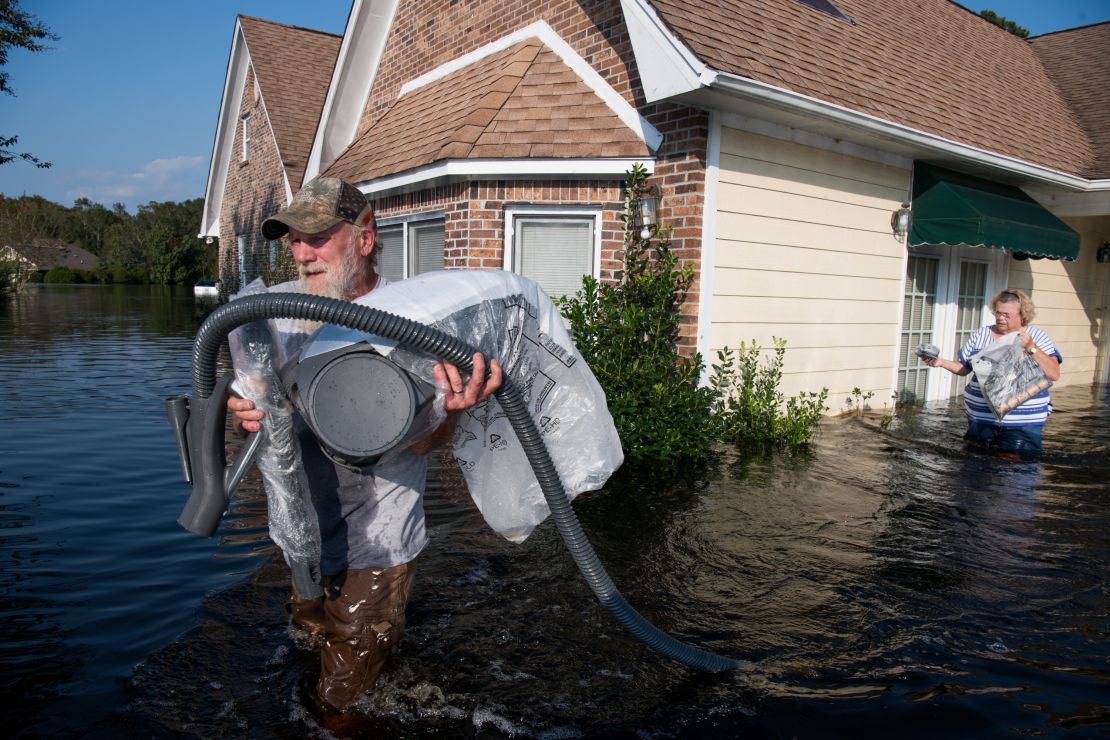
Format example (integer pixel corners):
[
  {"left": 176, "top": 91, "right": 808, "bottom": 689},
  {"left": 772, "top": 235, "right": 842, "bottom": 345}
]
[
  {"left": 433, "top": 353, "right": 502, "bottom": 412},
  {"left": 228, "top": 396, "right": 264, "bottom": 435}
]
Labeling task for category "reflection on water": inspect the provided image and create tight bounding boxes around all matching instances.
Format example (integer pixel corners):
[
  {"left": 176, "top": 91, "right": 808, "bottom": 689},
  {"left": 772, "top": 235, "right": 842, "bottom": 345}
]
[{"left": 3, "top": 286, "right": 1109, "bottom": 738}]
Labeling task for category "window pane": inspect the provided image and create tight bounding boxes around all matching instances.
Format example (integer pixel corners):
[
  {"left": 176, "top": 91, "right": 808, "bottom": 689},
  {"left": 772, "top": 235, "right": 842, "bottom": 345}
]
[
  {"left": 516, "top": 218, "right": 593, "bottom": 299},
  {"left": 896, "top": 255, "right": 938, "bottom": 401},
  {"left": 411, "top": 222, "right": 444, "bottom": 275},
  {"left": 950, "top": 260, "right": 988, "bottom": 397},
  {"left": 237, "top": 235, "right": 247, "bottom": 284},
  {"left": 377, "top": 226, "right": 403, "bottom": 281}
]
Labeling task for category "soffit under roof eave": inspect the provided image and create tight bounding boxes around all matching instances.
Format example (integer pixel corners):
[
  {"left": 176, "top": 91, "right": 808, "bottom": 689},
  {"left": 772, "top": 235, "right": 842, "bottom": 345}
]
[
  {"left": 305, "top": 0, "right": 399, "bottom": 181},
  {"left": 200, "top": 21, "right": 251, "bottom": 238},
  {"left": 621, "top": 0, "right": 713, "bottom": 103},
  {"left": 674, "top": 76, "right": 1109, "bottom": 199},
  {"left": 1021, "top": 185, "right": 1110, "bottom": 218},
  {"left": 350, "top": 158, "right": 657, "bottom": 199}
]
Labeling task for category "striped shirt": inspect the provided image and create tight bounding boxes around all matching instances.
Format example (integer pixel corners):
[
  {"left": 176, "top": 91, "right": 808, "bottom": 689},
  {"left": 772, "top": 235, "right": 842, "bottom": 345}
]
[{"left": 959, "top": 325, "right": 1061, "bottom": 427}]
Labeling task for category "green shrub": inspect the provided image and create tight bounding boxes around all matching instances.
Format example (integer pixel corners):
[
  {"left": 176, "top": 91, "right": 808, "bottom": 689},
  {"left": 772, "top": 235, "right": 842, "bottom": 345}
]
[
  {"left": 43, "top": 266, "right": 76, "bottom": 283},
  {"left": 560, "top": 163, "right": 719, "bottom": 464},
  {"left": 560, "top": 165, "right": 829, "bottom": 462},
  {"left": 98, "top": 265, "right": 129, "bottom": 284},
  {"left": 710, "top": 340, "right": 828, "bottom": 449}
]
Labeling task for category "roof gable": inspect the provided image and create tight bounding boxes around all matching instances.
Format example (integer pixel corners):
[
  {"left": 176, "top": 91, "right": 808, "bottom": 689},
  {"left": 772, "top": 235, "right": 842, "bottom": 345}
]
[
  {"left": 239, "top": 17, "right": 342, "bottom": 190},
  {"left": 324, "top": 36, "right": 652, "bottom": 186},
  {"left": 200, "top": 16, "right": 341, "bottom": 237},
  {"left": 641, "top": 0, "right": 1100, "bottom": 179}
]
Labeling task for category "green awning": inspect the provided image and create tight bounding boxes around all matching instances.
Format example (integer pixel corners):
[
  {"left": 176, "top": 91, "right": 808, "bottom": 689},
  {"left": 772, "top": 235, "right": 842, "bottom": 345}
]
[{"left": 908, "top": 162, "right": 1079, "bottom": 260}]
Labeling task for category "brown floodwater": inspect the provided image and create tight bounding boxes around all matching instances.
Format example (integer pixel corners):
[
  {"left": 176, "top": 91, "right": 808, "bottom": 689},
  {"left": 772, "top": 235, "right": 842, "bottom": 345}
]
[{"left": 3, "top": 285, "right": 1108, "bottom": 738}]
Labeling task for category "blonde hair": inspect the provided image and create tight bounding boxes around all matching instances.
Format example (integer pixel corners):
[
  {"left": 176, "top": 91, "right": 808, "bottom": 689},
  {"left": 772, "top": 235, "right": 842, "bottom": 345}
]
[{"left": 990, "top": 288, "right": 1035, "bottom": 325}]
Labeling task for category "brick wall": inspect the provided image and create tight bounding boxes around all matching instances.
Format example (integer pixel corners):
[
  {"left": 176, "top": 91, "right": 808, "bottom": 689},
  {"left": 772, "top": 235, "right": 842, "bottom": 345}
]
[
  {"left": 217, "top": 66, "right": 289, "bottom": 294},
  {"left": 371, "top": 178, "right": 624, "bottom": 274}
]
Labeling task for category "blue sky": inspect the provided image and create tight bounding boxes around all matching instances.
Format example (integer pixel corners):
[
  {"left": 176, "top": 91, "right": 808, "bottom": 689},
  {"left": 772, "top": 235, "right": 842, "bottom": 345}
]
[{"left": 0, "top": 1, "right": 1106, "bottom": 212}]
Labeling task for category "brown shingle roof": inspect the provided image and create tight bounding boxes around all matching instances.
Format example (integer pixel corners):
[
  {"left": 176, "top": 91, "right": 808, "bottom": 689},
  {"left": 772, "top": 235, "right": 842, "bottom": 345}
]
[
  {"left": 324, "top": 39, "right": 649, "bottom": 183},
  {"left": 1031, "top": 23, "right": 1110, "bottom": 177},
  {"left": 239, "top": 16, "right": 341, "bottom": 189},
  {"left": 648, "top": 0, "right": 1101, "bottom": 177}
]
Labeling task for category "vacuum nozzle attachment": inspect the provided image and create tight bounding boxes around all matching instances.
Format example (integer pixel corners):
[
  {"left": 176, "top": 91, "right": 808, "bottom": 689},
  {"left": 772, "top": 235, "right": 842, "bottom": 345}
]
[{"left": 169, "top": 373, "right": 262, "bottom": 537}]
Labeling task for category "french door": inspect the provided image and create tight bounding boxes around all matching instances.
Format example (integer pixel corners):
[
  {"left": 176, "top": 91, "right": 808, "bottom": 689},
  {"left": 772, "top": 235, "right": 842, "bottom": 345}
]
[{"left": 896, "top": 244, "right": 1008, "bottom": 403}]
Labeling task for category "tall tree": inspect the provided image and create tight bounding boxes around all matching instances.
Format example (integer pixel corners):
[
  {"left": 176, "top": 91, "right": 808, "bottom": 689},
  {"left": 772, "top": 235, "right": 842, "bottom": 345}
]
[
  {"left": 979, "top": 9, "right": 1030, "bottom": 39},
  {"left": 0, "top": 0, "right": 58, "bottom": 168},
  {"left": 64, "top": 197, "right": 123, "bottom": 256}
]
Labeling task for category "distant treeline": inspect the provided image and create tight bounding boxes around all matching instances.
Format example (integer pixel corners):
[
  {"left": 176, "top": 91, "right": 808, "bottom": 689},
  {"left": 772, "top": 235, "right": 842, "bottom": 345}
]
[{"left": 0, "top": 194, "right": 216, "bottom": 285}]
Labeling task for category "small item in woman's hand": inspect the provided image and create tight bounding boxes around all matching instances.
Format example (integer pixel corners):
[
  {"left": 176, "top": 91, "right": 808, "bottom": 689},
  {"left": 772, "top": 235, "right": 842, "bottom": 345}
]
[{"left": 914, "top": 342, "right": 940, "bottom": 361}]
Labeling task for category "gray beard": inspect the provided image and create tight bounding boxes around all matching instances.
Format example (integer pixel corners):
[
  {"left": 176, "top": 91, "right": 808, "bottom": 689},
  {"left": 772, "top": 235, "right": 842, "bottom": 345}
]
[
  {"left": 291, "top": 242, "right": 372, "bottom": 336},
  {"left": 297, "top": 237, "right": 368, "bottom": 301}
]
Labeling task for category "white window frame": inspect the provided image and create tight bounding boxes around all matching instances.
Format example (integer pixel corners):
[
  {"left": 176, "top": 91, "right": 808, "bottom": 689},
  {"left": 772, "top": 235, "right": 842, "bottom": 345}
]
[
  {"left": 241, "top": 114, "right": 251, "bottom": 161},
  {"left": 237, "top": 234, "right": 247, "bottom": 284},
  {"left": 503, "top": 206, "right": 602, "bottom": 296},
  {"left": 376, "top": 211, "right": 445, "bottom": 279},
  {"left": 268, "top": 239, "right": 279, "bottom": 270},
  {"left": 899, "top": 243, "right": 1009, "bottom": 402}
]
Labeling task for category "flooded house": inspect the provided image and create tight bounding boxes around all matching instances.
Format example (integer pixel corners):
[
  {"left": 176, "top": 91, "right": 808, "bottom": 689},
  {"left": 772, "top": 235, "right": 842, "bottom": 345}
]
[{"left": 200, "top": 0, "right": 1110, "bottom": 412}]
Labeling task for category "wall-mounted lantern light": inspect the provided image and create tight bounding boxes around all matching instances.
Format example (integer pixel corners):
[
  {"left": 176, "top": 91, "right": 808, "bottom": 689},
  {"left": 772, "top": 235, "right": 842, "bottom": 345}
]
[
  {"left": 891, "top": 202, "right": 911, "bottom": 243},
  {"left": 637, "top": 184, "right": 662, "bottom": 240},
  {"left": 1097, "top": 241, "right": 1110, "bottom": 264}
]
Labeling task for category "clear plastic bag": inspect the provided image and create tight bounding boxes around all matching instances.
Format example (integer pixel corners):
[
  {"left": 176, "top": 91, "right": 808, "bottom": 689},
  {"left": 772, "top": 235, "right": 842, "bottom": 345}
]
[
  {"left": 969, "top": 332, "right": 1052, "bottom": 420},
  {"left": 227, "top": 279, "right": 321, "bottom": 567},
  {"left": 303, "top": 270, "right": 624, "bottom": 542}
]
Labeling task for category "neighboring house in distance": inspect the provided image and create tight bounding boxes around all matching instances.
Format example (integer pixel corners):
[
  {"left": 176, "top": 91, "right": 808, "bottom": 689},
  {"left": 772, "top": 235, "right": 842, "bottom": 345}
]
[
  {"left": 201, "top": 0, "right": 1110, "bottom": 411},
  {"left": 2, "top": 239, "right": 98, "bottom": 274},
  {"left": 200, "top": 16, "right": 342, "bottom": 292}
]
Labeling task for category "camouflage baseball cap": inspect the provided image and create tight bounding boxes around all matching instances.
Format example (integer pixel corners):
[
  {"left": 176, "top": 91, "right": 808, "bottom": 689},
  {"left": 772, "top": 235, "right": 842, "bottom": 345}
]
[{"left": 260, "top": 177, "right": 373, "bottom": 240}]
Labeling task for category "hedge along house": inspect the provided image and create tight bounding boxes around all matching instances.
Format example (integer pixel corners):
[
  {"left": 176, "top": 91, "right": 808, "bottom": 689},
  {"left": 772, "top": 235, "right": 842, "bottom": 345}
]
[
  {"left": 200, "top": 16, "right": 341, "bottom": 292},
  {"left": 202, "top": 1, "right": 1110, "bottom": 412}
]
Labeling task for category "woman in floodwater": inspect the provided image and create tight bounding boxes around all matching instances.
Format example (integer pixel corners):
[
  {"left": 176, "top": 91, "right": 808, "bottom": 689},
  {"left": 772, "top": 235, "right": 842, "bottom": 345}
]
[{"left": 923, "top": 288, "right": 1061, "bottom": 453}]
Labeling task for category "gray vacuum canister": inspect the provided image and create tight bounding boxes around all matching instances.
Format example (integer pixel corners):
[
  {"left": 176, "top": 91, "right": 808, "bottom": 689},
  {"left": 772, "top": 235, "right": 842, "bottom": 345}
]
[{"left": 285, "top": 343, "right": 433, "bottom": 467}]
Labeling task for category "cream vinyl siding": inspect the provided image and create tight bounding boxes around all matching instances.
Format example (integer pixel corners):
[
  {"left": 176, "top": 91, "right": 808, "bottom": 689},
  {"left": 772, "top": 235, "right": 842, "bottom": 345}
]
[
  {"left": 710, "top": 128, "right": 910, "bottom": 411},
  {"left": 1006, "top": 214, "right": 1110, "bottom": 386}
]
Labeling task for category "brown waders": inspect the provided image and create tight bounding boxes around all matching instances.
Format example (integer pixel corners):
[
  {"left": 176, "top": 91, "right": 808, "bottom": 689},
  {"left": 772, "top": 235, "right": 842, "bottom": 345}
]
[
  {"left": 287, "top": 583, "right": 326, "bottom": 637},
  {"left": 316, "top": 561, "right": 415, "bottom": 711}
]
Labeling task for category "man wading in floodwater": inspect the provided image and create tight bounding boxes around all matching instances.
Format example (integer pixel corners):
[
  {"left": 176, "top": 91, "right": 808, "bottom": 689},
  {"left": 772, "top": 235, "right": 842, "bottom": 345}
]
[{"left": 228, "top": 177, "right": 502, "bottom": 716}]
